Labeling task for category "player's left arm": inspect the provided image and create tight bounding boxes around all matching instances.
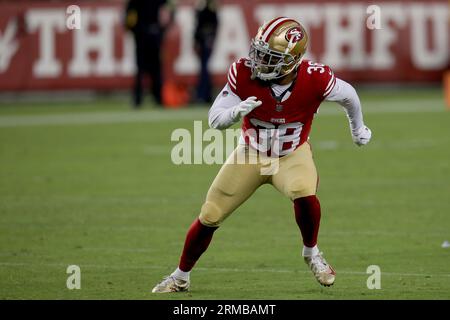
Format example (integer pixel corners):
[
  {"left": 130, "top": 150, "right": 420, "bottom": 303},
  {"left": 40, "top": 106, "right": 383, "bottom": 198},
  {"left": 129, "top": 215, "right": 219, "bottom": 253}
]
[{"left": 325, "top": 77, "right": 372, "bottom": 146}]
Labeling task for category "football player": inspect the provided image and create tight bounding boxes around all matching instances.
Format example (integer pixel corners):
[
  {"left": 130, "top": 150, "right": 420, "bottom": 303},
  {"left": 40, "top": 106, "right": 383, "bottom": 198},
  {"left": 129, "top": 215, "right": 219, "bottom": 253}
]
[{"left": 152, "top": 17, "right": 372, "bottom": 293}]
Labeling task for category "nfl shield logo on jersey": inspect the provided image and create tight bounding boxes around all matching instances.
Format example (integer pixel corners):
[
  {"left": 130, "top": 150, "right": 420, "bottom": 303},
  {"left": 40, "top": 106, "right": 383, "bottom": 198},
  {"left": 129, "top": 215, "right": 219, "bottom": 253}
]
[{"left": 275, "top": 104, "right": 283, "bottom": 112}]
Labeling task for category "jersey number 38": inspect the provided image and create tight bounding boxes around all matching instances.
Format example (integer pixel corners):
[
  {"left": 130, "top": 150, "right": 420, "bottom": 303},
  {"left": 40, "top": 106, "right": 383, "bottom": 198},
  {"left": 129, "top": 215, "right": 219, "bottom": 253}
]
[{"left": 247, "top": 119, "right": 303, "bottom": 156}]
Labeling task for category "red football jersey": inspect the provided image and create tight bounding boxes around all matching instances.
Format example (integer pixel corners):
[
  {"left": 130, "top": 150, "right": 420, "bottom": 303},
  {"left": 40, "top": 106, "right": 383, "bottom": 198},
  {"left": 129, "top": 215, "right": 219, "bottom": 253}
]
[{"left": 227, "top": 58, "right": 336, "bottom": 157}]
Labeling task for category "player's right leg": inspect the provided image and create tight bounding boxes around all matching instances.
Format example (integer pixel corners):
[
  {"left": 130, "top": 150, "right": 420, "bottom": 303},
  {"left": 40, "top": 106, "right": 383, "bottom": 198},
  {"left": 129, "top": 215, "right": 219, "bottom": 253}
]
[{"left": 152, "top": 145, "right": 267, "bottom": 293}]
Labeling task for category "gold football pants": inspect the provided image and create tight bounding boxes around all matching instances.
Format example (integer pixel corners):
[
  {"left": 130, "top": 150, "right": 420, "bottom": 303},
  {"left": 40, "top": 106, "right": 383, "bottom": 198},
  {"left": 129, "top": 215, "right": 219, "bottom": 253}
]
[{"left": 199, "top": 142, "right": 318, "bottom": 227}]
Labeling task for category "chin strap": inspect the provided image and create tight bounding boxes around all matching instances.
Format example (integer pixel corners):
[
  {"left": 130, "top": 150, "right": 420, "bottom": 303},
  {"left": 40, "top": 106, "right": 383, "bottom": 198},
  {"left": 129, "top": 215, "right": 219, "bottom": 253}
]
[{"left": 254, "top": 57, "right": 302, "bottom": 81}]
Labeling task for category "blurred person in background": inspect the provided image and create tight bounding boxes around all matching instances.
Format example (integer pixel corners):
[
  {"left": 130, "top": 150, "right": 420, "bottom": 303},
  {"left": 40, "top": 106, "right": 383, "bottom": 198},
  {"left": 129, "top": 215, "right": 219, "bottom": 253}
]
[
  {"left": 125, "top": 0, "right": 175, "bottom": 108},
  {"left": 193, "top": 0, "right": 218, "bottom": 104}
]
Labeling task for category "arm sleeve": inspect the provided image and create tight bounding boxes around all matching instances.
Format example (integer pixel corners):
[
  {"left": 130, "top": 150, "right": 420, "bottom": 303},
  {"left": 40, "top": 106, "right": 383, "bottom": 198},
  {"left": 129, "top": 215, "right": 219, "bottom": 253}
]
[
  {"left": 208, "top": 84, "right": 242, "bottom": 130},
  {"left": 325, "top": 78, "right": 364, "bottom": 132}
]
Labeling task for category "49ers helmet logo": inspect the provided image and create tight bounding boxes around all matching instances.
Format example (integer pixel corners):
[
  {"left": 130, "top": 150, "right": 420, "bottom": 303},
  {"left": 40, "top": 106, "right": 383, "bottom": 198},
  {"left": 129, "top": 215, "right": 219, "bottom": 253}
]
[{"left": 285, "top": 27, "right": 304, "bottom": 43}]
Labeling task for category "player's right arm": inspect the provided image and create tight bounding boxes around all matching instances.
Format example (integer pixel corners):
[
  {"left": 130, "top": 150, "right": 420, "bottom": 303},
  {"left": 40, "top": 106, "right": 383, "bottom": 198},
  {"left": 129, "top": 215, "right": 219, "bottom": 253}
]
[
  {"left": 208, "top": 85, "right": 261, "bottom": 130},
  {"left": 208, "top": 61, "right": 262, "bottom": 130}
]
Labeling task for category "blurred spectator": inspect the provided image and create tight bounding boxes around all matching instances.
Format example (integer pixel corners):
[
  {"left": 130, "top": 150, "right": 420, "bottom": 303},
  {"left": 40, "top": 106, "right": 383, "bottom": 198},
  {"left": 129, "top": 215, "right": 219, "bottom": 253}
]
[
  {"left": 124, "top": 0, "right": 175, "bottom": 108},
  {"left": 194, "top": 0, "right": 219, "bottom": 104}
]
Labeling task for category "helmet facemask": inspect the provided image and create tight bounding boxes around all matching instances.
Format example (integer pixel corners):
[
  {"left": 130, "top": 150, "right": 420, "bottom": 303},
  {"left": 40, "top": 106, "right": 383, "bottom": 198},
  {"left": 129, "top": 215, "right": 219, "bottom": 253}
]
[{"left": 249, "top": 39, "right": 299, "bottom": 81}]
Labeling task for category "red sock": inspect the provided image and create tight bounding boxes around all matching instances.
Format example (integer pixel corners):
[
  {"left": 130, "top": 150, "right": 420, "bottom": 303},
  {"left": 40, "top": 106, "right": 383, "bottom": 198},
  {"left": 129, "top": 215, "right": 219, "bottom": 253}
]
[
  {"left": 293, "top": 195, "right": 321, "bottom": 248},
  {"left": 179, "top": 218, "right": 218, "bottom": 272}
]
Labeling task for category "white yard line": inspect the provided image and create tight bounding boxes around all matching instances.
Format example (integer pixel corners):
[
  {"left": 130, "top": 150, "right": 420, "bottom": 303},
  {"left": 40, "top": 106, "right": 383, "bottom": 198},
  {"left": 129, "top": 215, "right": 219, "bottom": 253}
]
[
  {"left": 0, "top": 261, "right": 448, "bottom": 278},
  {"left": 0, "top": 99, "right": 445, "bottom": 128},
  {"left": 0, "top": 109, "right": 208, "bottom": 128}
]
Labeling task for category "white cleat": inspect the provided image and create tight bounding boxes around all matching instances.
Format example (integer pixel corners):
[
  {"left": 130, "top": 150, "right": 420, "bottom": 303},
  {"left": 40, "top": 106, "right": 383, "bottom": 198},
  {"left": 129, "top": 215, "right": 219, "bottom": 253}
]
[
  {"left": 151, "top": 276, "right": 190, "bottom": 293},
  {"left": 304, "top": 252, "right": 336, "bottom": 287}
]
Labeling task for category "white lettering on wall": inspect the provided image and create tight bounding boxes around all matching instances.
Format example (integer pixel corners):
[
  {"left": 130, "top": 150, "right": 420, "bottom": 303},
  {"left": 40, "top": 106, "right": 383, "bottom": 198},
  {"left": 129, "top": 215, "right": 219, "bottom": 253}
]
[
  {"left": 410, "top": 4, "right": 449, "bottom": 70},
  {"left": 369, "top": 4, "right": 406, "bottom": 69},
  {"left": 322, "top": 4, "right": 366, "bottom": 69},
  {"left": 209, "top": 6, "right": 250, "bottom": 73},
  {"left": 174, "top": 6, "right": 199, "bottom": 74},
  {"left": 7, "top": 2, "right": 448, "bottom": 81},
  {"left": 27, "top": 9, "right": 65, "bottom": 77},
  {"left": 0, "top": 19, "right": 19, "bottom": 73},
  {"left": 68, "top": 8, "right": 119, "bottom": 76}
]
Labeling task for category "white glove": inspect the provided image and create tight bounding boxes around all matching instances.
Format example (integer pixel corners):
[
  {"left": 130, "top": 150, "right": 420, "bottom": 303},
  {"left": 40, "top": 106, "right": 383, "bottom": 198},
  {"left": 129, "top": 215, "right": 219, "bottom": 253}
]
[
  {"left": 352, "top": 125, "right": 372, "bottom": 146},
  {"left": 231, "top": 96, "right": 262, "bottom": 121}
]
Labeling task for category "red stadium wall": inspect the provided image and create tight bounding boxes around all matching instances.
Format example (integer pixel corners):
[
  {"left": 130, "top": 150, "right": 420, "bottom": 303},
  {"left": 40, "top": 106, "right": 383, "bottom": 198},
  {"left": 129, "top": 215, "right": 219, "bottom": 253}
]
[{"left": 0, "top": 0, "right": 448, "bottom": 91}]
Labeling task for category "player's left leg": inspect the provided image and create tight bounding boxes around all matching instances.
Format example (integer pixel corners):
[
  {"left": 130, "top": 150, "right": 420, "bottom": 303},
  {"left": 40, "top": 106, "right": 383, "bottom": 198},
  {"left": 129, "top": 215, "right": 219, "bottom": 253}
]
[{"left": 271, "top": 142, "right": 336, "bottom": 286}]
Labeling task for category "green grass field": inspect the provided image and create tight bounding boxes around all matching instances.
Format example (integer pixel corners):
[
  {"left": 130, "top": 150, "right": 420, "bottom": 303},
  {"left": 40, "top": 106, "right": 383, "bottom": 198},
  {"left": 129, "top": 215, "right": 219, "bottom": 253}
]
[{"left": 0, "top": 88, "right": 449, "bottom": 299}]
